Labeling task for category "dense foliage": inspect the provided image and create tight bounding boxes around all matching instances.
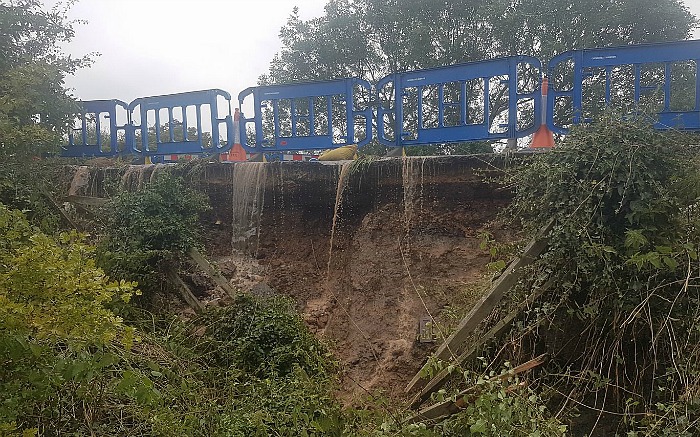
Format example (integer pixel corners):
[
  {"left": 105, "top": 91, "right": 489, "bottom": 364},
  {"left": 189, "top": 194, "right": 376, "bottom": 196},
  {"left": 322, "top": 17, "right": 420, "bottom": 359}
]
[
  {"left": 0, "top": 202, "right": 345, "bottom": 436},
  {"left": 504, "top": 117, "right": 700, "bottom": 434},
  {"left": 98, "top": 172, "right": 210, "bottom": 300},
  {"left": 0, "top": 204, "right": 136, "bottom": 347},
  {"left": 205, "top": 294, "right": 332, "bottom": 378},
  {"left": 0, "top": 204, "right": 137, "bottom": 435},
  {"left": 0, "top": 0, "right": 90, "bottom": 156},
  {"left": 0, "top": 0, "right": 93, "bottom": 231}
]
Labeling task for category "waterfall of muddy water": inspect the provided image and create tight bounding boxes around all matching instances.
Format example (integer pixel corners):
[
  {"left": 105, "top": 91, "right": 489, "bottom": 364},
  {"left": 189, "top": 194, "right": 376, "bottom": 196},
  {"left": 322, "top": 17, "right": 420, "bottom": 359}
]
[
  {"left": 120, "top": 165, "right": 156, "bottom": 191},
  {"left": 120, "top": 165, "right": 139, "bottom": 191},
  {"left": 69, "top": 166, "right": 91, "bottom": 197},
  {"left": 326, "top": 161, "right": 353, "bottom": 276},
  {"left": 231, "top": 162, "right": 267, "bottom": 253},
  {"left": 401, "top": 156, "right": 427, "bottom": 235}
]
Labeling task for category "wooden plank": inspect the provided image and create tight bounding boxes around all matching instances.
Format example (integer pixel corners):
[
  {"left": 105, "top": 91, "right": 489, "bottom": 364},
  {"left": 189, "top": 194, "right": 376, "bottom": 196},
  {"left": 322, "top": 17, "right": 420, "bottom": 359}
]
[
  {"left": 39, "top": 185, "right": 80, "bottom": 230},
  {"left": 187, "top": 247, "right": 237, "bottom": 298},
  {"left": 406, "top": 219, "right": 553, "bottom": 393},
  {"left": 66, "top": 195, "right": 109, "bottom": 207},
  {"left": 409, "top": 283, "right": 548, "bottom": 409},
  {"left": 165, "top": 269, "right": 205, "bottom": 313},
  {"left": 406, "top": 354, "right": 548, "bottom": 425}
]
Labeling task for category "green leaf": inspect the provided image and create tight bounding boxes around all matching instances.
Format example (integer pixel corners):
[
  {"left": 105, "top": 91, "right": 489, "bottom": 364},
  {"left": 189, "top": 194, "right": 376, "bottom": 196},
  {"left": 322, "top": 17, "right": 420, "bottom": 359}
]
[{"left": 470, "top": 418, "right": 487, "bottom": 434}]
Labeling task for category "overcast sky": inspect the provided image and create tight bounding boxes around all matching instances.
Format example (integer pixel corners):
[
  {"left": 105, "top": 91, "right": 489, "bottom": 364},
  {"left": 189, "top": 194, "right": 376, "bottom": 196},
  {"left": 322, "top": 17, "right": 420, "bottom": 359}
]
[
  {"left": 56, "top": 0, "right": 327, "bottom": 102},
  {"left": 56, "top": 0, "right": 700, "bottom": 104}
]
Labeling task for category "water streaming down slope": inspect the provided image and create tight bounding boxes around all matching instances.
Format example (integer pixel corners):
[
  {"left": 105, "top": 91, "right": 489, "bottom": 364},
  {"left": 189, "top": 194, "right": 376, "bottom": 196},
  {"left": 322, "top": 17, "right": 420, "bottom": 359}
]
[
  {"left": 231, "top": 162, "right": 268, "bottom": 253},
  {"left": 120, "top": 165, "right": 155, "bottom": 191},
  {"left": 401, "top": 156, "right": 427, "bottom": 235},
  {"left": 149, "top": 163, "right": 168, "bottom": 183},
  {"left": 118, "top": 163, "right": 170, "bottom": 191},
  {"left": 327, "top": 161, "right": 353, "bottom": 275},
  {"left": 61, "top": 156, "right": 508, "bottom": 401}
]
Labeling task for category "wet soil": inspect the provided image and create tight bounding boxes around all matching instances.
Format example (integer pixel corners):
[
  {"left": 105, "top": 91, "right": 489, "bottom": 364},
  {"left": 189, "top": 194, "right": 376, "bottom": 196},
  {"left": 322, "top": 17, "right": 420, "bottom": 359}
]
[
  {"left": 198, "top": 156, "right": 513, "bottom": 403},
  {"left": 64, "top": 155, "right": 514, "bottom": 403}
]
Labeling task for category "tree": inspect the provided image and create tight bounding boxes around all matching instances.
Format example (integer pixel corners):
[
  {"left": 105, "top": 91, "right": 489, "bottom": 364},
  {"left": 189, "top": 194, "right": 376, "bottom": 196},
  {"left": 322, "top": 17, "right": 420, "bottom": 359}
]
[
  {"left": 267, "top": 0, "right": 696, "bottom": 83},
  {"left": 261, "top": 0, "right": 697, "bottom": 154},
  {"left": 0, "top": 1, "right": 94, "bottom": 230},
  {"left": 0, "top": 0, "right": 92, "bottom": 156}
]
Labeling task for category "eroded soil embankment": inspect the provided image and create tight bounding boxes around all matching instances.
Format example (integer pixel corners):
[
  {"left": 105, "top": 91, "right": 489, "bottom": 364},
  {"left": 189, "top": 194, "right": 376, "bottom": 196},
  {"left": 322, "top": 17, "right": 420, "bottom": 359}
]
[
  {"left": 200, "top": 156, "right": 513, "bottom": 401},
  {"left": 64, "top": 156, "right": 514, "bottom": 401}
]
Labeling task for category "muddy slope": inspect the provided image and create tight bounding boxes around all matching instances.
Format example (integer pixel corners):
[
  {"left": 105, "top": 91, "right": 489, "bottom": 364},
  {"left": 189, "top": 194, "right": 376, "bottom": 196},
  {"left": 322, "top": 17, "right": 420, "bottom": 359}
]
[
  {"left": 200, "top": 156, "right": 512, "bottom": 401},
  {"left": 65, "top": 156, "right": 513, "bottom": 401}
]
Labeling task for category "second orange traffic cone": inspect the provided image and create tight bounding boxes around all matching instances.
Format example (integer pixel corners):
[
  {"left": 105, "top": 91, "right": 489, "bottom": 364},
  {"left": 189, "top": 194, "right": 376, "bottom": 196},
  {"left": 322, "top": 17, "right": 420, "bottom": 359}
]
[
  {"left": 530, "top": 76, "right": 555, "bottom": 149},
  {"left": 227, "top": 108, "right": 247, "bottom": 161}
]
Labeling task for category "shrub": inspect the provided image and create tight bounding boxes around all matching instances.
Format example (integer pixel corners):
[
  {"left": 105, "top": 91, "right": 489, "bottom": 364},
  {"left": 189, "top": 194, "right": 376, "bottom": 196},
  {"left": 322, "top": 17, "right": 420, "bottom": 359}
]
[
  {"left": 205, "top": 293, "right": 332, "bottom": 378},
  {"left": 0, "top": 203, "right": 137, "bottom": 434},
  {"left": 98, "top": 172, "right": 210, "bottom": 301},
  {"left": 504, "top": 116, "right": 700, "bottom": 433}
]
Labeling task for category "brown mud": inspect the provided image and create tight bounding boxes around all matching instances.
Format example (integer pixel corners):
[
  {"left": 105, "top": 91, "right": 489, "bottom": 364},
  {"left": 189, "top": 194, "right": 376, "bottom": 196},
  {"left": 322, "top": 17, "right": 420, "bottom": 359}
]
[
  {"left": 198, "top": 156, "right": 513, "bottom": 402},
  {"left": 65, "top": 155, "right": 513, "bottom": 403}
]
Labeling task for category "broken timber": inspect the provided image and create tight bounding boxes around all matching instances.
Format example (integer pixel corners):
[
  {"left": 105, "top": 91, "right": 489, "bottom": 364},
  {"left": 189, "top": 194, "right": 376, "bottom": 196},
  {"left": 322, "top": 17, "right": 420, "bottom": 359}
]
[
  {"left": 406, "top": 354, "right": 548, "bottom": 425},
  {"left": 409, "top": 281, "right": 549, "bottom": 409},
  {"left": 165, "top": 270, "right": 205, "bottom": 313},
  {"left": 406, "top": 219, "right": 554, "bottom": 393},
  {"left": 187, "top": 247, "right": 237, "bottom": 298},
  {"left": 66, "top": 195, "right": 109, "bottom": 207},
  {"left": 39, "top": 185, "right": 80, "bottom": 230}
]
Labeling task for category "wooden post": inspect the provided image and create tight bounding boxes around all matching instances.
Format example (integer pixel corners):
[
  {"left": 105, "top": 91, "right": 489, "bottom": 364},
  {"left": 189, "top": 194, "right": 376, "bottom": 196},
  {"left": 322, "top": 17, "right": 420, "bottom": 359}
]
[
  {"left": 165, "top": 270, "right": 205, "bottom": 313},
  {"left": 66, "top": 195, "right": 109, "bottom": 207},
  {"left": 409, "top": 283, "right": 548, "bottom": 409},
  {"left": 406, "top": 219, "right": 553, "bottom": 393},
  {"left": 406, "top": 354, "right": 547, "bottom": 424},
  {"left": 39, "top": 185, "right": 80, "bottom": 230},
  {"left": 187, "top": 247, "right": 237, "bottom": 298}
]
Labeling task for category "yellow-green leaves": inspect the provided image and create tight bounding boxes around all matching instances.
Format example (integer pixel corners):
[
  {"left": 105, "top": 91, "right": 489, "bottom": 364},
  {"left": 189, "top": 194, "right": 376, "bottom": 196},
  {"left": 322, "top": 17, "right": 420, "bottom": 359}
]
[{"left": 0, "top": 203, "right": 137, "bottom": 348}]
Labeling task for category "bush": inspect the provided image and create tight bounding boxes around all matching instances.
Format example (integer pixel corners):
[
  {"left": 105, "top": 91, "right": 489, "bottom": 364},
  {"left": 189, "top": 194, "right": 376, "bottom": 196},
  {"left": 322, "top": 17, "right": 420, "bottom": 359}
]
[
  {"left": 205, "top": 293, "right": 332, "bottom": 378},
  {"left": 98, "top": 172, "right": 210, "bottom": 301},
  {"left": 0, "top": 203, "right": 137, "bottom": 434},
  {"left": 0, "top": 203, "right": 136, "bottom": 347},
  {"left": 504, "top": 116, "right": 700, "bottom": 433}
]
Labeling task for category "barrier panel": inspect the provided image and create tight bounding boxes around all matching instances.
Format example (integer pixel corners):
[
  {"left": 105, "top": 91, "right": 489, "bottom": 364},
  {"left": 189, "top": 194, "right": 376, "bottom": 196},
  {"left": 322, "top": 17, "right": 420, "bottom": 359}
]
[
  {"left": 63, "top": 99, "right": 130, "bottom": 157},
  {"left": 376, "top": 56, "right": 542, "bottom": 147},
  {"left": 129, "top": 89, "right": 233, "bottom": 156},
  {"left": 237, "top": 78, "right": 373, "bottom": 152},
  {"left": 548, "top": 40, "right": 700, "bottom": 134}
]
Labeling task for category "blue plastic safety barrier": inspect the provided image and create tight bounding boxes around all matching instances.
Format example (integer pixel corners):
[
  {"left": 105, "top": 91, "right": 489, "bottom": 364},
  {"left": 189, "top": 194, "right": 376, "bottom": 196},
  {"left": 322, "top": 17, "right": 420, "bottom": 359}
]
[
  {"left": 548, "top": 39, "right": 700, "bottom": 134},
  {"left": 63, "top": 99, "right": 130, "bottom": 157},
  {"left": 129, "top": 89, "right": 233, "bottom": 156},
  {"left": 62, "top": 90, "right": 234, "bottom": 158},
  {"left": 376, "top": 56, "right": 542, "bottom": 147},
  {"left": 61, "top": 39, "right": 700, "bottom": 159},
  {"left": 237, "top": 78, "right": 373, "bottom": 152}
]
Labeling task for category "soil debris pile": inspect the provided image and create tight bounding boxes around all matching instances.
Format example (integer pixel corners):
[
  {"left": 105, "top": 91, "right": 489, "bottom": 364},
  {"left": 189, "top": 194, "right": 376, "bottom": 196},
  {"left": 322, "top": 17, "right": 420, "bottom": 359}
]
[{"left": 201, "top": 156, "right": 512, "bottom": 401}]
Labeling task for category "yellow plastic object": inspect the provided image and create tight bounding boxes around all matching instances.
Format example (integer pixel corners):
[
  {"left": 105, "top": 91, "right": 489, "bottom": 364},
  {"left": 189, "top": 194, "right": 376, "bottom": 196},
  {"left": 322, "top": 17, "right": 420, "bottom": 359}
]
[{"left": 318, "top": 145, "right": 358, "bottom": 161}]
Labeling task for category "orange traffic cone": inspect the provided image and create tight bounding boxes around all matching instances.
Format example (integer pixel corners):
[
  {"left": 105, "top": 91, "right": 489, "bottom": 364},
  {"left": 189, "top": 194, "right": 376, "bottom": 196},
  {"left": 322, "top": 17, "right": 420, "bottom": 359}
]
[
  {"left": 530, "top": 76, "right": 555, "bottom": 149},
  {"left": 226, "top": 108, "right": 247, "bottom": 161}
]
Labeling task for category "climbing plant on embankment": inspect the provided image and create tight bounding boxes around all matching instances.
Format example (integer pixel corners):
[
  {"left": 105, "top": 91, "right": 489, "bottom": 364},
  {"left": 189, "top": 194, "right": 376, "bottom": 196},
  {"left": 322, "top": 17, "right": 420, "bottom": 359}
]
[{"left": 505, "top": 116, "right": 700, "bottom": 434}]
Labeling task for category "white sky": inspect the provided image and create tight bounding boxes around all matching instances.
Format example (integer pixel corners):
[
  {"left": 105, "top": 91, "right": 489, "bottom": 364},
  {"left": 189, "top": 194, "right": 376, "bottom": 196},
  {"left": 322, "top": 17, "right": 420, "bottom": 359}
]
[
  {"left": 56, "top": 0, "right": 700, "bottom": 103},
  {"left": 57, "top": 0, "right": 327, "bottom": 102}
]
